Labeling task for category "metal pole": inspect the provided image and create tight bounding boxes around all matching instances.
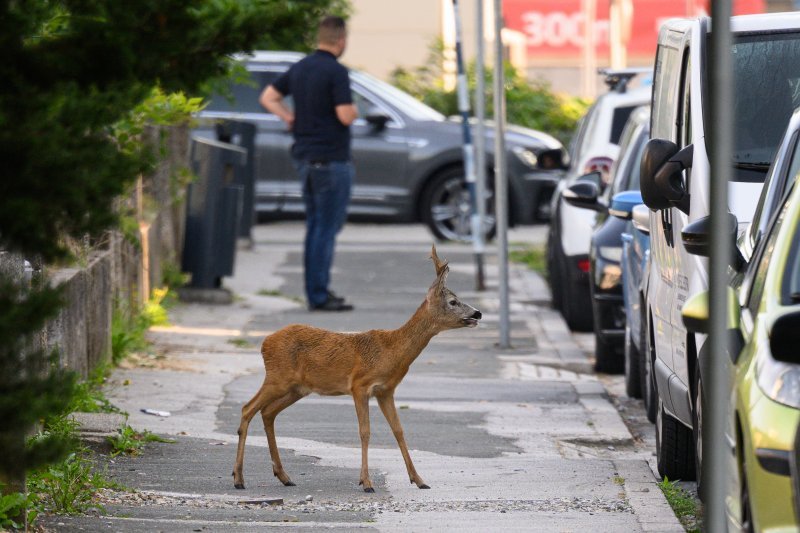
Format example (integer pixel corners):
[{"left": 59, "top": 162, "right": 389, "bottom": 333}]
[
  {"left": 474, "top": 0, "right": 487, "bottom": 291},
  {"left": 493, "top": 0, "right": 510, "bottom": 348},
  {"left": 451, "top": 0, "right": 486, "bottom": 289},
  {"left": 705, "top": 1, "right": 732, "bottom": 529}
]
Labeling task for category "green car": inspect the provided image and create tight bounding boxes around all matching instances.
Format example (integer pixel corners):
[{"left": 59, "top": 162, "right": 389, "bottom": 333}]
[{"left": 681, "top": 180, "right": 800, "bottom": 532}]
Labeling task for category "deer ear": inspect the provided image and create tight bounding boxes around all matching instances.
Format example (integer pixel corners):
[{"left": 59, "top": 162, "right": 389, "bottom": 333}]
[{"left": 430, "top": 244, "right": 449, "bottom": 278}]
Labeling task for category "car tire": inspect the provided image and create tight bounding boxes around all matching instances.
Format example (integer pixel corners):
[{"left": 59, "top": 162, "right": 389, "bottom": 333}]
[
  {"left": 655, "top": 395, "right": 697, "bottom": 481},
  {"left": 562, "top": 268, "right": 593, "bottom": 332},
  {"left": 741, "top": 469, "right": 754, "bottom": 533},
  {"left": 624, "top": 322, "right": 642, "bottom": 397},
  {"left": 692, "top": 364, "right": 704, "bottom": 498},
  {"left": 594, "top": 329, "right": 623, "bottom": 373},
  {"left": 547, "top": 234, "right": 564, "bottom": 312},
  {"left": 421, "top": 167, "right": 496, "bottom": 243},
  {"left": 643, "top": 312, "right": 657, "bottom": 423}
]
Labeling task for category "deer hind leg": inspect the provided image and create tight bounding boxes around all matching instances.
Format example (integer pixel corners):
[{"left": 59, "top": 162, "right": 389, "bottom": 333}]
[
  {"left": 261, "top": 389, "right": 305, "bottom": 486},
  {"left": 232, "top": 381, "right": 287, "bottom": 489},
  {"left": 376, "top": 392, "right": 429, "bottom": 489},
  {"left": 352, "top": 389, "right": 374, "bottom": 492}
]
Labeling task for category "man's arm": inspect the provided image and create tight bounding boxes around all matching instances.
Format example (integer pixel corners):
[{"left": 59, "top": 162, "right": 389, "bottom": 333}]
[
  {"left": 260, "top": 85, "right": 294, "bottom": 129},
  {"left": 336, "top": 103, "right": 358, "bottom": 126}
]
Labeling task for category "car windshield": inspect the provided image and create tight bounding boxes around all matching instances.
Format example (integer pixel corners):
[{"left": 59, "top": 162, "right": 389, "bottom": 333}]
[
  {"left": 728, "top": 32, "right": 800, "bottom": 178},
  {"left": 350, "top": 70, "right": 445, "bottom": 122}
]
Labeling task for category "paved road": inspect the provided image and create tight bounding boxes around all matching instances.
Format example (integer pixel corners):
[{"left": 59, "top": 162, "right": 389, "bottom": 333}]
[{"left": 41, "top": 222, "right": 682, "bottom": 532}]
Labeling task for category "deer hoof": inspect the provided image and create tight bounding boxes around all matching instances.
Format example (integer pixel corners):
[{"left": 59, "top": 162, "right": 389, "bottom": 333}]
[
  {"left": 364, "top": 487, "right": 375, "bottom": 493},
  {"left": 418, "top": 484, "right": 430, "bottom": 489},
  {"left": 282, "top": 480, "right": 296, "bottom": 487},
  {"left": 234, "top": 482, "right": 245, "bottom": 490}
]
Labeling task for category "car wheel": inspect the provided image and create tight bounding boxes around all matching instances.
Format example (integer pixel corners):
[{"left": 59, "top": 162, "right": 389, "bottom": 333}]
[
  {"left": 624, "top": 322, "right": 642, "bottom": 397},
  {"left": 421, "top": 167, "right": 495, "bottom": 243},
  {"left": 547, "top": 234, "right": 564, "bottom": 311},
  {"left": 643, "top": 312, "right": 657, "bottom": 423},
  {"left": 594, "top": 329, "right": 623, "bottom": 373},
  {"left": 655, "top": 395, "right": 696, "bottom": 481},
  {"left": 692, "top": 364, "right": 704, "bottom": 498},
  {"left": 741, "top": 470, "right": 754, "bottom": 533},
  {"left": 562, "top": 268, "right": 593, "bottom": 332}
]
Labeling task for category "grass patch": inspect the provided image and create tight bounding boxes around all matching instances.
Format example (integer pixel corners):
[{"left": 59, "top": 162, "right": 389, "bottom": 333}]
[
  {"left": 509, "top": 244, "right": 548, "bottom": 279},
  {"left": 612, "top": 475, "right": 625, "bottom": 486},
  {"left": 227, "top": 338, "right": 252, "bottom": 348},
  {"left": 68, "top": 364, "right": 124, "bottom": 415},
  {"left": 257, "top": 288, "right": 282, "bottom": 297},
  {"left": 107, "top": 426, "right": 175, "bottom": 457},
  {"left": 658, "top": 477, "right": 701, "bottom": 532}
]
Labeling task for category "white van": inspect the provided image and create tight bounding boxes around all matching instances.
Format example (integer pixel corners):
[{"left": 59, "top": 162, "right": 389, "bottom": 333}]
[{"left": 640, "top": 12, "right": 800, "bottom": 482}]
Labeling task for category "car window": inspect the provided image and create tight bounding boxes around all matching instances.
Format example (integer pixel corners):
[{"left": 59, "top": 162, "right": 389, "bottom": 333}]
[
  {"left": 609, "top": 105, "right": 638, "bottom": 144},
  {"left": 728, "top": 32, "right": 800, "bottom": 180},
  {"left": 782, "top": 215, "right": 800, "bottom": 305},
  {"left": 750, "top": 132, "right": 800, "bottom": 247},
  {"left": 651, "top": 41, "right": 681, "bottom": 141},
  {"left": 747, "top": 195, "right": 791, "bottom": 315},
  {"left": 204, "top": 71, "right": 293, "bottom": 114},
  {"left": 350, "top": 70, "right": 444, "bottom": 122}
]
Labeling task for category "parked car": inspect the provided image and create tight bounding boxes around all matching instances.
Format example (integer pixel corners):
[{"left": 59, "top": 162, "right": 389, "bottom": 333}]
[
  {"left": 193, "top": 51, "right": 566, "bottom": 242},
  {"left": 547, "top": 69, "right": 650, "bottom": 331},
  {"left": 562, "top": 105, "right": 650, "bottom": 374},
  {"left": 639, "top": 12, "right": 800, "bottom": 482},
  {"left": 682, "top": 175, "right": 800, "bottom": 531}
]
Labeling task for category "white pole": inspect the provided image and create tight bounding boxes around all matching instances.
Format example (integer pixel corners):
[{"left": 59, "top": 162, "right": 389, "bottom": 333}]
[
  {"left": 493, "top": 0, "right": 510, "bottom": 348},
  {"left": 474, "top": 0, "right": 487, "bottom": 290}
]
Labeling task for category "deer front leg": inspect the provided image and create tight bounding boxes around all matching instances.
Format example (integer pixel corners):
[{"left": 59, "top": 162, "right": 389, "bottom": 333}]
[
  {"left": 233, "top": 387, "right": 269, "bottom": 489},
  {"left": 352, "top": 389, "right": 374, "bottom": 492},
  {"left": 376, "top": 392, "right": 429, "bottom": 489}
]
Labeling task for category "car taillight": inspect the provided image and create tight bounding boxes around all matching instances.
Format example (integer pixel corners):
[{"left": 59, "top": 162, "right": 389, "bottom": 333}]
[
  {"left": 577, "top": 259, "right": 591, "bottom": 273},
  {"left": 584, "top": 156, "right": 614, "bottom": 187}
]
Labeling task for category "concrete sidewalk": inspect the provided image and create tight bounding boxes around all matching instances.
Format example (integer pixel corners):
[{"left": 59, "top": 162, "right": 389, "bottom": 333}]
[{"left": 44, "top": 222, "right": 683, "bottom": 532}]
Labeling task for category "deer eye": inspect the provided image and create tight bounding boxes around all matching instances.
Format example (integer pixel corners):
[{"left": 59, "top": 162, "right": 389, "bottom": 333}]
[{"left": 448, "top": 299, "right": 457, "bottom": 306}]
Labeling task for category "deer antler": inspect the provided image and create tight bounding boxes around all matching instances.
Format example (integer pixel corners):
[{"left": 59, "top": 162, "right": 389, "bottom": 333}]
[{"left": 430, "top": 244, "right": 449, "bottom": 277}]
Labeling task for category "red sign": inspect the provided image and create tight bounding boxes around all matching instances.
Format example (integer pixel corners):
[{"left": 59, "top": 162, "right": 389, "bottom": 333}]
[{"left": 504, "top": 0, "right": 764, "bottom": 61}]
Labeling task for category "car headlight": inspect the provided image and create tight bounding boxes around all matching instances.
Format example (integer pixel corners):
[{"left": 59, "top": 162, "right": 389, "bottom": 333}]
[
  {"left": 512, "top": 146, "right": 538, "bottom": 168},
  {"left": 756, "top": 346, "right": 800, "bottom": 409}
]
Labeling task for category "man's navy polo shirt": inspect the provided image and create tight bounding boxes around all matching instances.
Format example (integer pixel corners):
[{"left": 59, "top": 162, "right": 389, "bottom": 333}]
[{"left": 272, "top": 50, "right": 353, "bottom": 162}]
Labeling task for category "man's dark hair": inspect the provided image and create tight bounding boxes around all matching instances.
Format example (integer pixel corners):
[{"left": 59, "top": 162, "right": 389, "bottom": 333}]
[{"left": 318, "top": 15, "right": 346, "bottom": 45}]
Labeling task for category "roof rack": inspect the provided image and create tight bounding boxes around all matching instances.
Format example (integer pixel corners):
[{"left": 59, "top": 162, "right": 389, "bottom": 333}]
[{"left": 597, "top": 67, "right": 652, "bottom": 93}]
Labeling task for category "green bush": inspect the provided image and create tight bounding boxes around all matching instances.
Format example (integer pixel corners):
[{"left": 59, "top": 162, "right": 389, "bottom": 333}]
[{"left": 391, "top": 40, "right": 589, "bottom": 146}]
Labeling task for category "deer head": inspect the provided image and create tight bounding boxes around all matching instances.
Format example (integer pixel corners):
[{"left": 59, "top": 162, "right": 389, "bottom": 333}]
[{"left": 426, "top": 245, "right": 482, "bottom": 330}]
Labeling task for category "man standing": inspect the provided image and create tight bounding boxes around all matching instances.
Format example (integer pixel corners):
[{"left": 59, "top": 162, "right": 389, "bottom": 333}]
[{"left": 260, "top": 15, "right": 358, "bottom": 311}]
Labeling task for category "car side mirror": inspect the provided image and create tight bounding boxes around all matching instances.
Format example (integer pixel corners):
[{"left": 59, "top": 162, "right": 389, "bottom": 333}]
[
  {"left": 365, "top": 106, "right": 390, "bottom": 130},
  {"left": 640, "top": 139, "right": 693, "bottom": 214},
  {"left": 682, "top": 288, "right": 743, "bottom": 362},
  {"left": 770, "top": 310, "right": 800, "bottom": 364},
  {"left": 681, "top": 214, "right": 745, "bottom": 271},
  {"left": 563, "top": 178, "right": 603, "bottom": 211},
  {"left": 537, "top": 148, "right": 568, "bottom": 170},
  {"left": 632, "top": 204, "right": 650, "bottom": 234},
  {"left": 609, "top": 190, "right": 643, "bottom": 220}
]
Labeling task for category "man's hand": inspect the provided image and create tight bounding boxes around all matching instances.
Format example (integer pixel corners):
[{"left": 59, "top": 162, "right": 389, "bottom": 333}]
[
  {"left": 336, "top": 103, "right": 358, "bottom": 126},
  {"left": 260, "top": 85, "right": 295, "bottom": 130}
]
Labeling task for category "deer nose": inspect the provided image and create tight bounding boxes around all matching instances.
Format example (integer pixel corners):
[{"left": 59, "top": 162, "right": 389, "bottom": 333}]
[{"left": 471, "top": 310, "right": 482, "bottom": 320}]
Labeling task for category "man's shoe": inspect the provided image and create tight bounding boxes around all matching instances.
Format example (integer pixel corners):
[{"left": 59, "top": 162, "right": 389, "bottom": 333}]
[
  {"left": 309, "top": 298, "right": 354, "bottom": 312},
  {"left": 327, "top": 290, "right": 345, "bottom": 304}
]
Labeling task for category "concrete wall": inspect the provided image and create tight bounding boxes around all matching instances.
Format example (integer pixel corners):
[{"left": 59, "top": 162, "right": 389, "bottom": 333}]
[{"left": 39, "top": 125, "right": 190, "bottom": 379}]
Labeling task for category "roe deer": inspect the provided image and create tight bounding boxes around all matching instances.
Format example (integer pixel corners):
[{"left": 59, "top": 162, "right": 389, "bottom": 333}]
[{"left": 232, "top": 245, "right": 481, "bottom": 492}]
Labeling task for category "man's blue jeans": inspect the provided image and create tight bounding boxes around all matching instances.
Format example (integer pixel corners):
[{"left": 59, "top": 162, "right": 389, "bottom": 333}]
[{"left": 294, "top": 159, "right": 353, "bottom": 307}]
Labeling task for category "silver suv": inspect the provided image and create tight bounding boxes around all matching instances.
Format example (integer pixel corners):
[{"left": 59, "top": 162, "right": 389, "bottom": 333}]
[
  {"left": 193, "top": 51, "right": 566, "bottom": 241},
  {"left": 547, "top": 70, "right": 650, "bottom": 331}
]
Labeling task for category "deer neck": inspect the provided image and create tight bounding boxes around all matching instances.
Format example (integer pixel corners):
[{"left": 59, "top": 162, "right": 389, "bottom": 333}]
[{"left": 388, "top": 301, "right": 441, "bottom": 368}]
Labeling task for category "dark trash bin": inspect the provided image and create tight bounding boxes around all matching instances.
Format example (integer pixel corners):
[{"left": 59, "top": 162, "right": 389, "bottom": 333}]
[
  {"left": 215, "top": 120, "right": 256, "bottom": 239},
  {"left": 181, "top": 137, "right": 247, "bottom": 293}
]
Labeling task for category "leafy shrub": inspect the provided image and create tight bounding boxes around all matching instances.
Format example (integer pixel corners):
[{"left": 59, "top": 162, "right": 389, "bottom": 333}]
[{"left": 391, "top": 40, "right": 589, "bottom": 145}]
